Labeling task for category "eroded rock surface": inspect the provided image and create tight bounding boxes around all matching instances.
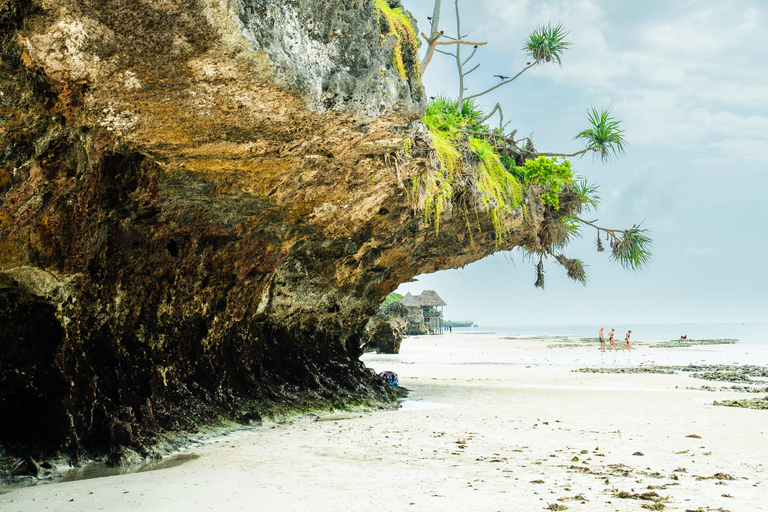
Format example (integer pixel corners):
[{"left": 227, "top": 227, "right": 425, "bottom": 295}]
[
  {"left": 362, "top": 301, "right": 408, "bottom": 354},
  {"left": 0, "top": 0, "right": 544, "bottom": 462}
]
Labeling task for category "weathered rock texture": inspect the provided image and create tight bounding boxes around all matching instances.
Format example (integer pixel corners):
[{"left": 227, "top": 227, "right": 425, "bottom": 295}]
[
  {"left": 362, "top": 301, "right": 408, "bottom": 354},
  {"left": 0, "top": 0, "right": 547, "bottom": 462}
]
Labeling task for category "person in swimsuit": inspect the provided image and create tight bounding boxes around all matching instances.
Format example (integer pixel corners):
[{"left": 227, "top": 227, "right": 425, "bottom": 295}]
[
  {"left": 599, "top": 327, "right": 605, "bottom": 352},
  {"left": 623, "top": 330, "right": 632, "bottom": 351},
  {"left": 608, "top": 328, "right": 617, "bottom": 351}
]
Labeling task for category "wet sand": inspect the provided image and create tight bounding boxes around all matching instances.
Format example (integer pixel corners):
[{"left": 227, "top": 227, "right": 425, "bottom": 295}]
[{"left": 2, "top": 334, "right": 767, "bottom": 511}]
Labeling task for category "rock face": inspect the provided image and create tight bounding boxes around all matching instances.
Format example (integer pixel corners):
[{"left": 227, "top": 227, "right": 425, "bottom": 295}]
[
  {"left": 362, "top": 301, "right": 408, "bottom": 354},
  {"left": 0, "top": 0, "right": 546, "bottom": 461}
]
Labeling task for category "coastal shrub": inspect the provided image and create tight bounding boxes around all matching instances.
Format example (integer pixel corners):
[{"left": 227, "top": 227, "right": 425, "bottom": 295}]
[
  {"left": 382, "top": 292, "right": 403, "bottom": 306},
  {"left": 417, "top": 97, "right": 527, "bottom": 240},
  {"left": 520, "top": 156, "right": 573, "bottom": 210},
  {"left": 424, "top": 95, "right": 485, "bottom": 131}
]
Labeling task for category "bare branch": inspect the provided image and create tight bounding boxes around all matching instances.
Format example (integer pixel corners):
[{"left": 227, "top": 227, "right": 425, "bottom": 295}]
[
  {"left": 474, "top": 103, "right": 501, "bottom": 126},
  {"left": 455, "top": 0, "right": 464, "bottom": 105},
  {"left": 460, "top": 128, "right": 518, "bottom": 146},
  {"left": 535, "top": 149, "right": 593, "bottom": 158},
  {"left": 435, "top": 49, "right": 455, "bottom": 57},
  {"left": 462, "top": 46, "right": 478, "bottom": 66},
  {"left": 419, "top": 0, "right": 486, "bottom": 78},
  {"left": 460, "top": 127, "right": 593, "bottom": 159},
  {"left": 434, "top": 40, "right": 487, "bottom": 47},
  {"left": 571, "top": 216, "right": 623, "bottom": 238},
  {"left": 419, "top": 0, "right": 443, "bottom": 77},
  {"left": 464, "top": 58, "right": 540, "bottom": 101},
  {"left": 463, "top": 63, "right": 480, "bottom": 76}
]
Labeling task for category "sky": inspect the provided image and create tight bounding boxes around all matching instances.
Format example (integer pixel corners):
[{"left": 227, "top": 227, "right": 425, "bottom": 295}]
[{"left": 395, "top": 0, "right": 768, "bottom": 326}]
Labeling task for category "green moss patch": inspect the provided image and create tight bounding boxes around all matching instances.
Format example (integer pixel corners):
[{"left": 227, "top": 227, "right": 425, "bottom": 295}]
[{"left": 374, "top": 0, "right": 420, "bottom": 81}]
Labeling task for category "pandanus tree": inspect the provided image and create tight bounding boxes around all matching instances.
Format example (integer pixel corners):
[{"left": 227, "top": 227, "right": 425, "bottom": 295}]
[{"left": 416, "top": 0, "right": 651, "bottom": 286}]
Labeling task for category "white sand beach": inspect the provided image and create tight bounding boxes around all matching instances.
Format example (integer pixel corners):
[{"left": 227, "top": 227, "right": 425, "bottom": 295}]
[{"left": 2, "top": 332, "right": 767, "bottom": 511}]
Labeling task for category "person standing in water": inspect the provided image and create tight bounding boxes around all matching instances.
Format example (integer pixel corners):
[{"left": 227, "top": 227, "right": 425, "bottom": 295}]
[
  {"left": 599, "top": 327, "right": 606, "bottom": 352},
  {"left": 623, "top": 330, "right": 632, "bottom": 351},
  {"left": 608, "top": 328, "right": 617, "bottom": 351}
]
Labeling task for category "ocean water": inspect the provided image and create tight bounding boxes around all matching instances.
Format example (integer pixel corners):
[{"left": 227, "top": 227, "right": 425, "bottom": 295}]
[
  {"left": 451, "top": 323, "right": 768, "bottom": 346},
  {"left": 392, "top": 323, "right": 768, "bottom": 367}
]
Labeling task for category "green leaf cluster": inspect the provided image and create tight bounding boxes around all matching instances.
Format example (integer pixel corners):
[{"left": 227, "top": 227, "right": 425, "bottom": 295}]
[
  {"left": 424, "top": 95, "right": 485, "bottom": 132},
  {"left": 610, "top": 226, "right": 653, "bottom": 270},
  {"left": 575, "top": 107, "right": 626, "bottom": 161},
  {"left": 525, "top": 23, "right": 571, "bottom": 65},
  {"left": 520, "top": 156, "right": 574, "bottom": 209},
  {"left": 382, "top": 292, "right": 403, "bottom": 306}
]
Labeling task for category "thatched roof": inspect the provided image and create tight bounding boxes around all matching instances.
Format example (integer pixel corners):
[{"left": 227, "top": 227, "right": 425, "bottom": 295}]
[
  {"left": 399, "top": 292, "right": 421, "bottom": 308},
  {"left": 416, "top": 290, "right": 446, "bottom": 307}
]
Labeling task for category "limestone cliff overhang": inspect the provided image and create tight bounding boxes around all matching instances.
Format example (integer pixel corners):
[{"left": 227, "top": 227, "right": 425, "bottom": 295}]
[{"left": 0, "top": 0, "right": 542, "bottom": 460}]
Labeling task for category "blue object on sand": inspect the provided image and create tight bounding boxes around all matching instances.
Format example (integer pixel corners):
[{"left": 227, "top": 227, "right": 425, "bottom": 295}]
[{"left": 379, "top": 371, "right": 399, "bottom": 386}]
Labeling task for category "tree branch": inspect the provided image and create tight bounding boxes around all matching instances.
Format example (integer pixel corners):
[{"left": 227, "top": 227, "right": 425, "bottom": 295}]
[
  {"left": 419, "top": 0, "right": 443, "bottom": 77},
  {"left": 462, "top": 46, "right": 478, "bottom": 66},
  {"left": 463, "top": 63, "right": 480, "bottom": 76},
  {"left": 473, "top": 103, "right": 501, "bottom": 126},
  {"left": 571, "top": 216, "right": 623, "bottom": 239},
  {"left": 455, "top": 0, "right": 464, "bottom": 106},
  {"left": 535, "top": 148, "right": 593, "bottom": 158},
  {"left": 435, "top": 40, "right": 487, "bottom": 47},
  {"left": 460, "top": 128, "right": 517, "bottom": 144},
  {"left": 464, "top": 58, "right": 540, "bottom": 101},
  {"left": 460, "top": 127, "right": 594, "bottom": 159}
]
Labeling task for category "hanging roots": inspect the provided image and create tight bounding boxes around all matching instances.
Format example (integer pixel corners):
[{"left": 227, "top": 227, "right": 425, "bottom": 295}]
[
  {"left": 554, "top": 254, "right": 587, "bottom": 285},
  {"left": 534, "top": 257, "right": 545, "bottom": 288}
]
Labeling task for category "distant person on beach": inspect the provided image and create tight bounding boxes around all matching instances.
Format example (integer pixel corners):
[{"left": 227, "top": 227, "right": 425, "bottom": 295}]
[
  {"left": 608, "top": 329, "right": 617, "bottom": 351},
  {"left": 623, "top": 330, "right": 632, "bottom": 351},
  {"left": 599, "top": 327, "right": 605, "bottom": 352},
  {"left": 680, "top": 334, "right": 687, "bottom": 340}
]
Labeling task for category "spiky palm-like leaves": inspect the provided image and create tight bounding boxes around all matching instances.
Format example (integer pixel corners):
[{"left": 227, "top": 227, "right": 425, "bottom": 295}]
[
  {"left": 525, "top": 23, "right": 571, "bottom": 65},
  {"left": 610, "top": 225, "right": 653, "bottom": 270},
  {"left": 572, "top": 177, "right": 600, "bottom": 212},
  {"left": 575, "top": 108, "right": 626, "bottom": 162}
]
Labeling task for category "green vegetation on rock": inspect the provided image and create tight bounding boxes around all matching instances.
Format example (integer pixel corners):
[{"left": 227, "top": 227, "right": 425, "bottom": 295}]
[
  {"left": 520, "top": 156, "right": 573, "bottom": 210},
  {"left": 417, "top": 96, "right": 524, "bottom": 241},
  {"left": 374, "top": 0, "right": 420, "bottom": 81},
  {"left": 382, "top": 292, "right": 403, "bottom": 306}
]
